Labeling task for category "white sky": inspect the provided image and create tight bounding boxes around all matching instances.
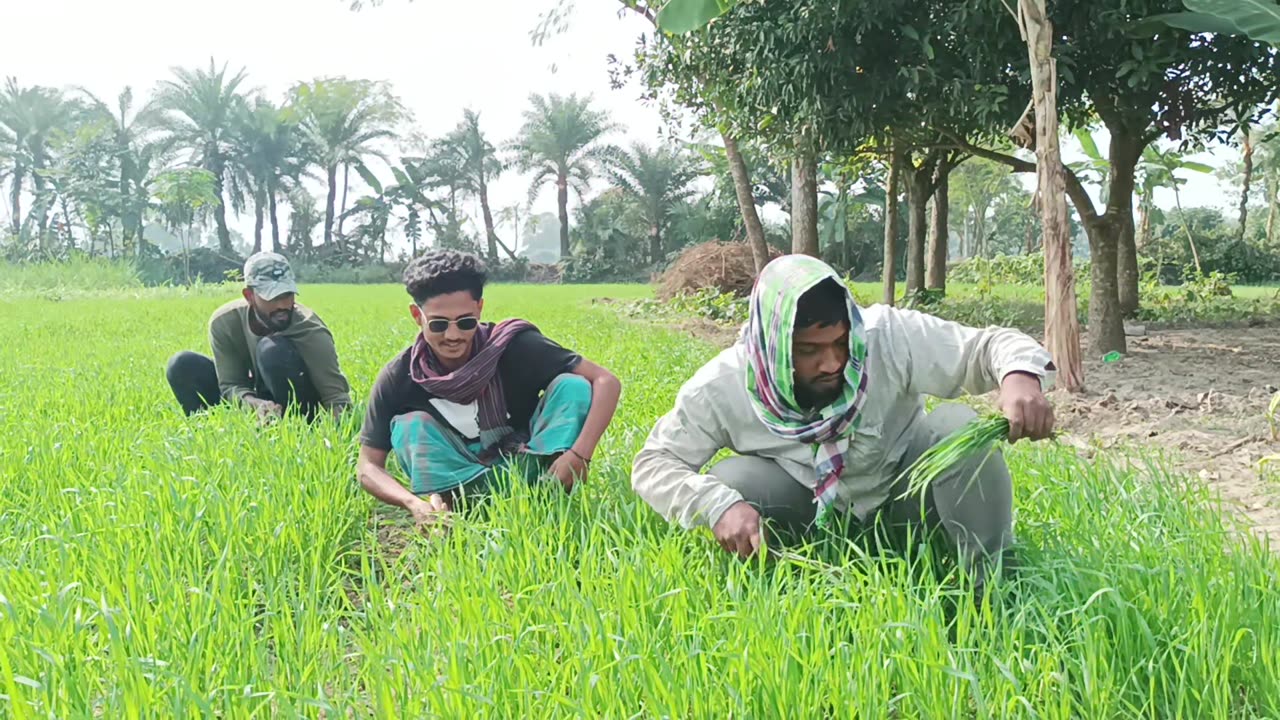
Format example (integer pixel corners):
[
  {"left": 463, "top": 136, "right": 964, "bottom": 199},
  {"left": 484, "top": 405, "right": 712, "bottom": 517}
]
[{"left": 0, "top": 0, "right": 1245, "bottom": 252}]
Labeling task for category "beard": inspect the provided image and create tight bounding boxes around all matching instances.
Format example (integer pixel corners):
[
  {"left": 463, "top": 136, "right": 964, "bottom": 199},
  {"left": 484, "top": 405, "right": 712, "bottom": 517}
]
[
  {"left": 795, "top": 376, "right": 844, "bottom": 410},
  {"left": 256, "top": 306, "right": 294, "bottom": 333}
]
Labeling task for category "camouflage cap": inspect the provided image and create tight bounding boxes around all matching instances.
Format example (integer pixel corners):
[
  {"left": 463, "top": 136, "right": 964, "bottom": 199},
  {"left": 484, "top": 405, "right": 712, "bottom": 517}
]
[{"left": 243, "top": 252, "right": 299, "bottom": 301}]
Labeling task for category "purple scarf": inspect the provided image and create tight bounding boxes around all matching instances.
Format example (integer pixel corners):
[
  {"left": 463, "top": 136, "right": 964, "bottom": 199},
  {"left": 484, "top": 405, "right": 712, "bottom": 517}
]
[{"left": 409, "top": 318, "right": 535, "bottom": 456}]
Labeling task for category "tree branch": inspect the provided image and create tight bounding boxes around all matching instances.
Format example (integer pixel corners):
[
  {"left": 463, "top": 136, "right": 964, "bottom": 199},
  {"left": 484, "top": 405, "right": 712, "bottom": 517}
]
[
  {"left": 1063, "top": 169, "right": 1101, "bottom": 227},
  {"left": 937, "top": 130, "right": 1036, "bottom": 173},
  {"left": 941, "top": 128, "right": 1102, "bottom": 226}
]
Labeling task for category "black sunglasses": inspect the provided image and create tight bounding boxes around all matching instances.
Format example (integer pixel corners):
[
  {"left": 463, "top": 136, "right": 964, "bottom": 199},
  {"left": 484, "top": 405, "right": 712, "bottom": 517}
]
[{"left": 425, "top": 315, "right": 480, "bottom": 334}]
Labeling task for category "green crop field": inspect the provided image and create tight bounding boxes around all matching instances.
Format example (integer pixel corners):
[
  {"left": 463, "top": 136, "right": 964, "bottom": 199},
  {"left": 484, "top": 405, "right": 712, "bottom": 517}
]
[{"left": 1, "top": 283, "right": 1278, "bottom": 718}]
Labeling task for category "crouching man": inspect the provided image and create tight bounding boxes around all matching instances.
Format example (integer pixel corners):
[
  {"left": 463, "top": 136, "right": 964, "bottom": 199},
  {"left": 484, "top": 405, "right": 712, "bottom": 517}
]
[
  {"left": 631, "top": 255, "right": 1056, "bottom": 587},
  {"left": 357, "top": 250, "right": 622, "bottom": 529},
  {"left": 165, "top": 251, "right": 351, "bottom": 422}
]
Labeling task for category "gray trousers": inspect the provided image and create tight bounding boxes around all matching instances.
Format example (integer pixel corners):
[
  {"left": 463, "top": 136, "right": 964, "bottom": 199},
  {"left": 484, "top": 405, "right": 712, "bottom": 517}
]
[{"left": 709, "top": 404, "right": 1013, "bottom": 579}]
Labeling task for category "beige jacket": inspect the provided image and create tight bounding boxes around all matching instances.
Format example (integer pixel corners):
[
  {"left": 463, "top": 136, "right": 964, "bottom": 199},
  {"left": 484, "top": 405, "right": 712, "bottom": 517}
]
[{"left": 631, "top": 305, "right": 1056, "bottom": 530}]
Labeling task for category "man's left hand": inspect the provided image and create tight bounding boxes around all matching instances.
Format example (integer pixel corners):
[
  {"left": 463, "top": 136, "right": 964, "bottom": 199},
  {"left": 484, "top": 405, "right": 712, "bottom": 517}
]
[
  {"left": 548, "top": 450, "right": 590, "bottom": 491},
  {"left": 998, "top": 372, "right": 1055, "bottom": 442}
]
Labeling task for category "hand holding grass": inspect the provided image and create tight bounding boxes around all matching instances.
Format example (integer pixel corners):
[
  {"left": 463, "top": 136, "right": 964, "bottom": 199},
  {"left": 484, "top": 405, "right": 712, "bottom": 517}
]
[
  {"left": 899, "top": 372, "right": 1053, "bottom": 500},
  {"left": 997, "top": 371, "right": 1054, "bottom": 442},
  {"left": 548, "top": 448, "right": 591, "bottom": 491},
  {"left": 408, "top": 493, "right": 452, "bottom": 535}
]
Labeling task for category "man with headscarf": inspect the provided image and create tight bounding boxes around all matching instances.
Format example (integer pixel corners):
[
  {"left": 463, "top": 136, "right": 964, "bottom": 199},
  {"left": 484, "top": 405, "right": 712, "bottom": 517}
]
[{"left": 631, "top": 255, "right": 1056, "bottom": 584}]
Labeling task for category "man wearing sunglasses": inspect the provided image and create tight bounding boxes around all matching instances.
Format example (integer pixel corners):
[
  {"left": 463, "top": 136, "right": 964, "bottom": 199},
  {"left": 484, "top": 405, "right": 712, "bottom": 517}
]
[
  {"left": 356, "top": 250, "right": 622, "bottom": 529},
  {"left": 165, "top": 251, "right": 352, "bottom": 423}
]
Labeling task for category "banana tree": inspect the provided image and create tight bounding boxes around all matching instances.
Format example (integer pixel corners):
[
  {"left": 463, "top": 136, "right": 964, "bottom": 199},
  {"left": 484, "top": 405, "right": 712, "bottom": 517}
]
[
  {"left": 818, "top": 160, "right": 885, "bottom": 272},
  {"left": 1138, "top": 146, "right": 1215, "bottom": 273},
  {"left": 1146, "top": 0, "right": 1280, "bottom": 44},
  {"left": 655, "top": 0, "right": 735, "bottom": 33}
]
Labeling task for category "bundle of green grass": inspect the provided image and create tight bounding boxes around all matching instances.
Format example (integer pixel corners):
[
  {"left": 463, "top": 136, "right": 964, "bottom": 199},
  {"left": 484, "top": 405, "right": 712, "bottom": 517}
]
[{"left": 899, "top": 414, "right": 1011, "bottom": 498}]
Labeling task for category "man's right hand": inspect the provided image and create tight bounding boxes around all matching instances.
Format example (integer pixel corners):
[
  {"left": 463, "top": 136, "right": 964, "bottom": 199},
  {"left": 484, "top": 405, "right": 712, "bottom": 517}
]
[
  {"left": 408, "top": 493, "right": 452, "bottom": 535},
  {"left": 245, "top": 396, "right": 283, "bottom": 424},
  {"left": 713, "top": 501, "right": 763, "bottom": 559}
]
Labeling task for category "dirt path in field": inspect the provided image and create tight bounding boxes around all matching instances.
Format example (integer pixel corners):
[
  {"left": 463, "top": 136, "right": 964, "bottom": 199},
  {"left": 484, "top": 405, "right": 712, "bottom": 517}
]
[
  {"left": 1044, "top": 327, "right": 1280, "bottom": 546},
  {"left": 640, "top": 305, "right": 1280, "bottom": 546}
]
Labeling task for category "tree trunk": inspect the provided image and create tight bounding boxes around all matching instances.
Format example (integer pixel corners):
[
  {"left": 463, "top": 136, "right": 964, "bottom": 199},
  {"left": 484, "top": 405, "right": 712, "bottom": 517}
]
[
  {"left": 1137, "top": 197, "right": 1153, "bottom": 251},
  {"left": 650, "top": 225, "right": 663, "bottom": 265},
  {"left": 1267, "top": 177, "right": 1277, "bottom": 246},
  {"left": 324, "top": 164, "right": 338, "bottom": 249},
  {"left": 1239, "top": 128, "right": 1254, "bottom": 244},
  {"left": 32, "top": 173, "right": 52, "bottom": 246},
  {"left": 1117, "top": 205, "right": 1139, "bottom": 316},
  {"left": 882, "top": 148, "right": 904, "bottom": 306},
  {"left": 479, "top": 175, "right": 500, "bottom": 262},
  {"left": 1174, "top": 186, "right": 1202, "bottom": 274},
  {"left": 927, "top": 164, "right": 952, "bottom": 292},
  {"left": 337, "top": 162, "right": 351, "bottom": 241},
  {"left": 906, "top": 168, "right": 931, "bottom": 294},
  {"left": 791, "top": 144, "right": 820, "bottom": 257},
  {"left": 209, "top": 157, "right": 233, "bottom": 254},
  {"left": 1020, "top": 0, "right": 1085, "bottom": 391},
  {"left": 904, "top": 151, "right": 943, "bottom": 294},
  {"left": 250, "top": 188, "right": 264, "bottom": 255},
  {"left": 723, "top": 134, "right": 770, "bottom": 273},
  {"left": 557, "top": 175, "right": 570, "bottom": 258},
  {"left": 8, "top": 173, "right": 21, "bottom": 237},
  {"left": 1086, "top": 220, "right": 1126, "bottom": 354},
  {"left": 268, "top": 191, "right": 281, "bottom": 253}
]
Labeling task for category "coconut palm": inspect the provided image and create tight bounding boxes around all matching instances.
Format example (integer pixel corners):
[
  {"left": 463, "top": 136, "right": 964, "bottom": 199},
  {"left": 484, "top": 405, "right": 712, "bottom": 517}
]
[
  {"left": 152, "top": 60, "right": 251, "bottom": 254},
  {"left": 73, "top": 86, "right": 171, "bottom": 256},
  {"left": 511, "top": 93, "right": 614, "bottom": 258},
  {"left": 445, "top": 109, "right": 507, "bottom": 260},
  {"left": 605, "top": 141, "right": 703, "bottom": 264},
  {"left": 287, "top": 77, "right": 405, "bottom": 252},
  {"left": 232, "top": 98, "right": 309, "bottom": 254},
  {"left": 0, "top": 79, "right": 79, "bottom": 244}
]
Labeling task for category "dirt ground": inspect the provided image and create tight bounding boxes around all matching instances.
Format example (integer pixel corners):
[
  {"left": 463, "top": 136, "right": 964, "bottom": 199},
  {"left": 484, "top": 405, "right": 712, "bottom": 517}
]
[
  {"left": 658, "top": 315, "right": 1280, "bottom": 546},
  {"left": 1044, "top": 327, "right": 1280, "bottom": 546}
]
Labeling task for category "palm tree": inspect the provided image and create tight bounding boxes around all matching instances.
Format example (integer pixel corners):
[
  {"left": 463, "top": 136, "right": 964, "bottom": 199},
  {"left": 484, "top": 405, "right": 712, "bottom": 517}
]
[
  {"left": 0, "top": 79, "right": 78, "bottom": 245},
  {"left": 421, "top": 140, "right": 473, "bottom": 251},
  {"left": 511, "top": 93, "right": 614, "bottom": 258},
  {"left": 75, "top": 87, "right": 170, "bottom": 257},
  {"left": 446, "top": 109, "right": 506, "bottom": 260},
  {"left": 232, "top": 98, "right": 308, "bottom": 254},
  {"left": 287, "top": 77, "right": 405, "bottom": 252},
  {"left": 153, "top": 60, "right": 250, "bottom": 254},
  {"left": 605, "top": 141, "right": 702, "bottom": 265}
]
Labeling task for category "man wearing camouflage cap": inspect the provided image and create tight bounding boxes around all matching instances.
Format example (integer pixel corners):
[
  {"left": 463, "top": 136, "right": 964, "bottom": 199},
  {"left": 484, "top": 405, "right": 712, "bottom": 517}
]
[{"left": 165, "top": 251, "right": 352, "bottom": 422}]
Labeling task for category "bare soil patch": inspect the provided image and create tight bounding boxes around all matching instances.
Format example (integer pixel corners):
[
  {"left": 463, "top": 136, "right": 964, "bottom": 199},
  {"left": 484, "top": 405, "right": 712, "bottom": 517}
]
[{"left": 1046, "top": 328, "right": 1280, "bottom": 545}]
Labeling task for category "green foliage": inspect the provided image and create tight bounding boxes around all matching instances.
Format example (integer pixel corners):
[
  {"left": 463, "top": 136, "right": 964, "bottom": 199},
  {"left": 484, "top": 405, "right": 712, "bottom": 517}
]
[
  {"left": 5, "top": 284, "right": 1280, "bottom": 715},
  {"left": 655, "top": 0, "right": 732, "bottom": 34},
  {"left": 511, "top": 93, "right": 615, "bottom": 258},
  {"left": 1148, "top": 0, "right": 1280, "bottom": 45},
  {"left": 137, "top": 246, "right": 242, "bottom": 286},
  {"left": 0, "top": 255, "right": 141, "bottom": 296},
  {"left": 289, "top": 257, "right": 404, "bottom": 285},
  {"left": 899, "top": 414, "right": 1010, "bottom": 500}
]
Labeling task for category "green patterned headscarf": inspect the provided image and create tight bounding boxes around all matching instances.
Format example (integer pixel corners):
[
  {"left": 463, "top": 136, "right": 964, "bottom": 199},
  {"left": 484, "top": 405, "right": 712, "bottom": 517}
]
[{"left": 743, "top": 255, "right": 870, "bottom": 525}]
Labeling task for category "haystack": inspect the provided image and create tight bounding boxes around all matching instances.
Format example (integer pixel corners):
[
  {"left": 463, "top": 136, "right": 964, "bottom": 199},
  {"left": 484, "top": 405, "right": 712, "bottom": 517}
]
[{"left": 657, "top": 241, "right": 780, "bottom": 300}]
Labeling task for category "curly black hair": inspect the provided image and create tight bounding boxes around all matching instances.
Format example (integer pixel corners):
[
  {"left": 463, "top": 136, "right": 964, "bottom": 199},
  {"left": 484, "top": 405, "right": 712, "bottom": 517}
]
[{"left": 403, "top": 250, "right": 488, "bottom": 305}]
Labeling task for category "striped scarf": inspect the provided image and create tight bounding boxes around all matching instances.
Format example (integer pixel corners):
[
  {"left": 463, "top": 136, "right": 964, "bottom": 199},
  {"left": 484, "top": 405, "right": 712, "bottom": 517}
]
[
  {"left": 409, "top": 319, "right": 535, "bottom": 458},
  {"left": 743, "top": 255, "right": 869, "bottom": 528}
]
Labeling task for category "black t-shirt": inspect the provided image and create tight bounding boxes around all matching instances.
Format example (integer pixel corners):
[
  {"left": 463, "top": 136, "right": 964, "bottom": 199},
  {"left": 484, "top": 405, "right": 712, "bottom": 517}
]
[{"left": 360, "top": 328, "right": 583, "bottom": 451}]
